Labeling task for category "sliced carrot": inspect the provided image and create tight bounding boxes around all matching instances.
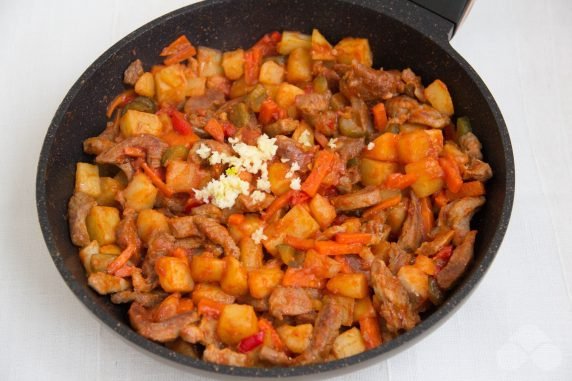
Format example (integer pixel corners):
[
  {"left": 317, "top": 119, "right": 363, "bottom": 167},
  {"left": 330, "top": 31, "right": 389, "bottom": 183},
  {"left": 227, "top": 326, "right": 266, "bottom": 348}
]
[
  {"left": 204, "top": 118, "right": 225, "bottom": 142},
  {"left": 123, "top": 146, "right": 146, "bottom": 158},
  {"left": 258, "top": 98, "right": 286, "bottom": 125},
  {"left": 263, "top": 190, "right": 294, "bottom": 221},
  {"left": 334, "top": 233, "right": 373, "bottom": 245},
  {"left": 433, "top": 190, "right": 449, "bottom": 208},
  {"left": 164, "top": 45, "right": 196, "bottom": 66},
  {"left": 419, "top": 197, "right": 434, "bottom": 236},
  {"left": 359, "top": 316, "right": 383, "bottom": 349},
  {"left": 169, "top": 247, "right": 189, "bottom": 265},
  {"left": 177, "top": 298, "right": 195, "bottom": 314},
  {"left": 228, "top": 213, "right": 246, "bottom": 226},
  {"left": 282, "top": 268, "right": 326, "bottom": 288},
  {"left": 301, "top": 150, "right": 336, "bottom": 197},
  {"left": 372, "top": 103, "right": 388, "bottom": 131},
  {"left": 455, "top": 181, "right": 486, "bottom": 198},
  {"left": 314, "top": 241, "right": 363, "bottom": 256},
  {"left": 384, "top": 173, "right": 418, "bottom": 190},
  {"left": 160, "top": 35, "right": 194, "bottom": 56},
  {"left": 197, "top": 298, "right": 225, "bottom": 319},
  {"left": 107, "top": 244, "right": 136, "bottom": 275},
  {"left": 113, "top": 264, "right": 134, "bottom": 278},
  {"left": 258, "top": 318, "right": 286, "bottom": 352},
  {"left": 244, "top": 48, "right": 262, "bottom": 86},
  {"left": 439, "top": 156, "right": 463, "bottom": 193},
  {"left": 141, "top": 162, "right": 174, "bottom": 198},
  {"left": 284, "top": 235, "right": 315, "bottom": 250},
  {"left": 362, "top": 194, "right": 402, "bottom": 219},
  {"left": 106, "top": 89, "right": 135, "bottom": 118}
]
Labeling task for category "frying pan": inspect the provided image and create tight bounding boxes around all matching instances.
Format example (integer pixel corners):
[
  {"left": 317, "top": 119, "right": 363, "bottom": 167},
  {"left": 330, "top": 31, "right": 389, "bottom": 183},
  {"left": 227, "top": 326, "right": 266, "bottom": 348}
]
[{"left": 36, "top": 0, "right": 514, "bottom": 377}]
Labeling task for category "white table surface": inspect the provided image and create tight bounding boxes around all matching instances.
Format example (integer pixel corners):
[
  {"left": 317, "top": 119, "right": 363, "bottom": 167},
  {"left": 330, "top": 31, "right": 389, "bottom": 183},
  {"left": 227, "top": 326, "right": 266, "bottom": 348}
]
[{"left": 1, "top": 0, "right": 571, "bottom": 379}]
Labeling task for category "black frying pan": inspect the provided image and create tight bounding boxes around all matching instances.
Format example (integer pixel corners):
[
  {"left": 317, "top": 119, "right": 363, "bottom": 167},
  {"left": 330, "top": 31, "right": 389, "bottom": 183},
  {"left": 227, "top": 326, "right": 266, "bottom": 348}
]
[{"left": 36, "top": 0, "right": 514, "bottom": 377}]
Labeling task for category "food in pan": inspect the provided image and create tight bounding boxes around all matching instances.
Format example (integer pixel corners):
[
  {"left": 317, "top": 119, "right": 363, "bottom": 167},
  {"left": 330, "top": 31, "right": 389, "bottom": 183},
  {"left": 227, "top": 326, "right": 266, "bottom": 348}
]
[{"left": 68, "top": 29, "right": 492, "bottom": 367}]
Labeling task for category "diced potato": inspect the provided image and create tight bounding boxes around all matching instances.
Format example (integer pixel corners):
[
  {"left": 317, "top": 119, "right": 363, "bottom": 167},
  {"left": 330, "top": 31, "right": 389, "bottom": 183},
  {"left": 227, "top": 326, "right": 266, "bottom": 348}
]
[
  {"left": 198, "top": 47, "right": 223, "bottom": 77},
  {"left": 217, "top": 304, "right": 258, "bottom": 345},
  {"left": 186, "top": 77, "right": 206, "bottom": 97},
  {"left": 90, "top": 254, "right": 117, "bottom": 273},
  {"left": 155, "top": 256, "right": 194, "bottom": 293},
  {"left": 424, "top": 79, "right": 454, "bottom": 116},
  {"left": 414, "top": 255, "right": 437, "bottom": 276},
  {"left": 405, "top": 157, "right": 444, "bottom": 198},
  {"left": 96, "top": 177, "right": 123, "bottom": 206},
  {"left": 190, "top": 254, "right": 226, "bottom": 283},
  {"left": 332, "top": 327, "right": 366, "bottom": 359},
  {"left": 137, "top": 209, "right": 169, "bottom": 243},
  {"left": 191, "top": 283, "right": 235, "bottom": 305},
  {"left": 86, "top": 206, "right": 120, "bottom": 245},
  {"left": 292, "top": 121, "right": 314, "bottom": 149},
  {"left": 88, "top": 272, "right": 130, "bottom": 295},
  {"left": 263, "top": 204, "right": 320, "bottom": 255},
  {"left": 165, "top": 161, "right": 203, "bottom": 194},
  {"left": 123, "top": 173, "right": 158, "bottom": 211},
  {"left": 259, "top": 60, "right": 285, "bottom": 85},
  {"left": 398, "top": 130, "right": 431, "bottom": 164},
  {"left": 158, "top": 112, "right": 173, "bottom": 135},
  {"left": 263, "top": 84, "right": 280, "bottom": 100},
  {"left": 100, "top": 244, "right": 121, "bottom": 255},
  {"left": 276, "top": 324, "right": 313, "bottom": 354},
  {"left": 230, "top": 77, "right": 254, "bottom": 99},
  {"left": 239, "top": 237, "right": 263, "bottom": 270},
  {"left": 220, "top": 257, "right": 248, "bottom": 297},
  {"left": 277, "top": 31, "right": 311, "bottom": 55},
  {"left": 268, "top": 162, "right": 292, "bottom": 196},
  {"left": 398, "top": 265, "right": 429, "bottom": 300},
  {"left": 303, "top": 250, "right": 342, "bottom": 278},
  {"left": 275, "top": 82, "right": 305, "bottom": 109},
  {"left": 287, "top": 48, "right": 312, "bottom": 83},
  {"left": 311, "top": 29, "right": 334, "bottom": 60},
  {"left": 353, "top": 297, "right": 376, "bottom": 322},
  {"left": 359, "top": 158, "right": 399, "bottom": 186},
  {"left": 79, "top": 240, "right": 99, "bottom": 273},
  {"left": 75, "top": 163, "right": 101, "bottom": 198},
  {"left": 154, "top": 64, "right": 187, "bottom": 105},
  {"left": 248, "top": 267, "right": 283, "bottom": 299},
  {"left": 425, "top": 129, "right": 444, "bottom": 157},
  {"left": 222, "top": 49, "right": 245, "bottom": 80},
  {"left": 134, "top": 72, "right": 155, "bottom": 97},
  {"left": 363, "top": 133, "right": 399, "bottom": 162},
  {"left": 334, "top": 38, "right": 372, "bottom": 67},
  {"left": 386, "top": 200, "right": 408, "bottom": 235},
  {"left": 341, "top": 217, "right": 362, "bottom": 233},
  {"left": 327, "top": 273, "right": 368, "bottom": 299},
  {"left": 309, "top": 193, "right": 336, "bottom": 229},
  {"left": 229, "top": 214, "right": 264, "bottom": 242},
  {"left": 120, "top": 109, "right": 163, "bottom": 137}
]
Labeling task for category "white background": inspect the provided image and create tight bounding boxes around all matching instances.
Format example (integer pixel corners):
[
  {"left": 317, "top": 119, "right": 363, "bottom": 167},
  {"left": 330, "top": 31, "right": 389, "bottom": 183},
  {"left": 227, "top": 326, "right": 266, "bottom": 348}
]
[{"left": 1, "top": 0, "right": 571, "bottom": 380}]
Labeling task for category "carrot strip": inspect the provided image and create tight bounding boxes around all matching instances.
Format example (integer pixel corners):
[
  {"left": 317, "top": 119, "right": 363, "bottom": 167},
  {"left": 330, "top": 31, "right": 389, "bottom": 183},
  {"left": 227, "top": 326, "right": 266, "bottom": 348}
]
[
  {"left": 359, "top": 316, "right": 383, "bottom": 349},
  {"left": 197, "top": 298, "right": 225, "bottom": 319},
  {"left": 384, "top": 173, "right": 418, "bottom": 190},
  {"left": 372, "top": 103, "right": 388, "bottom": 131},
  {"left": 244, "top": 48, "right": 262, "bottom": 85},
  {"left": 456, "top": 181, "right": 486, "bottom": 198},
  {"left": 263, "top": 190, "right": 294, "bottom": 221},
  {"left": 282, "top": 268, "right": 325, "bottom": 288},
  {"left": 160, "top": 35, "right": 194, "bottom": 56},
  {"left": 228, "top": 214, "right": 246, "bottom": 225},
  {"left": 362, "top": 194, "right": 402, "bottom": 219},
  {"left": 258, "top": 318, "right": 286, "bottom": 352},
  {"left": 113, "top": 264, "right": 134, "bottom": 278},
  {"left": 419, "top": 197, "right": 434, "bottom": 236},
  {"left": 301, "top": 150, "right": 336, "bottom": 197},
  {"left": 141, "top": 162, "right": 174, "bottom": 198},
  {"left": 258, "top": 99, "right": 286, "bottom": 125},
  {"left": 284, "top": 235, "right": 315, "bottom": 250},
  {"left": 123, "top": 146, "right": 146, "bottom": 158},
  {"left": 107, "top": 244, "right": 136, "bottom": 275},
  {"left": 334, "top": 233, "right": 373, "bottom": 245},
  {"left": 204, "top": 118, "right": 225, "bottom": 142},
  {"left": 439, "top": 156, "right": 463, "bottom": 193},
  {"left": 106, "top": 89, "right": 135, "bottom": 118},
  {"left": 433, "top": 190, "right": 449, "bottom": 208},
  {"left": 164, "top": 46, "right": 196, "bottom": 65},
  {"left": 314, "top": 241, "right": 363, "bottom": 256}
]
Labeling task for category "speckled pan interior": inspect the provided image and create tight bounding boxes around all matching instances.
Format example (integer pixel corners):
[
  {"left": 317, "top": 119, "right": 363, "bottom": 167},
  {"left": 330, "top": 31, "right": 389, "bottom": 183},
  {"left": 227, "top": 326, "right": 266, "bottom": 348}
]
[{"left": 36, "top": 0, "right": 514, "bottom": 377}]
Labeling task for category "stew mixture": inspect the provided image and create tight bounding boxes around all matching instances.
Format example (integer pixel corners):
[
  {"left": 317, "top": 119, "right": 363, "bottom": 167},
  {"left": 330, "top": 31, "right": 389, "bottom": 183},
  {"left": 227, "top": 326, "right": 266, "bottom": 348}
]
[{"left": 69, "top": 30, "right": 492, "bottom": 367}]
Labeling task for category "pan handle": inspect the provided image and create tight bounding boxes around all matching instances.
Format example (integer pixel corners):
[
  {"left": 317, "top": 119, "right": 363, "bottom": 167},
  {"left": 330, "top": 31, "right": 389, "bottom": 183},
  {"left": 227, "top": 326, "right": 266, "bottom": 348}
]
[{"left": 409, "top": 0, "right": 475, "bottom": 38}]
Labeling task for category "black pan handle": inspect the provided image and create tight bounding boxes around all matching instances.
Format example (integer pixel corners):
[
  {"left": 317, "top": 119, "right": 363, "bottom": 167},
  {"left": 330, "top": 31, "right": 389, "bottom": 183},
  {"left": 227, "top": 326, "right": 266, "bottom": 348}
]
[{"left": 409, "top": 0, "right": 474, "bottom": 38}]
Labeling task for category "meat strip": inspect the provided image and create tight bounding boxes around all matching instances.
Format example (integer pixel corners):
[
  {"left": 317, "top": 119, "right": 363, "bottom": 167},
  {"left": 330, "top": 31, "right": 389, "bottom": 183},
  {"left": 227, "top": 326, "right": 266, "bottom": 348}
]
[
  {"left": 385, "top": 95, "right": 450, "bottom": 128},
  {"left": 331, "top": 186, "right": 385, "bottom": 211},
  {"left": 436, "top": 230, "right": 477, "bottom": 289},
  {"left": 398, "top": 193, "right": 424, "bottom": 252},
  {"left": 202, "top": 345, "right": 249, "bottom": 367},
  {"left": 141, "top": 232, "right": 175, "bottom": 289},
  {"left": 169, "top": 216, "right": 200, "bottom": 239},
  {"left": 123, "top": 59, "right": 144, "bottom": 86},
  {"left": 129, "top": 302, "right": 199, "bottom": 343},
  {"left": 437, "top": 196, "right": 485, "bottom": 245},
  {"left": 269, "top": 287, "right": 313, "bottom": 320},
  {"left": 192, "top": 216, "right": 240, "bottom": 258},
  {"left": 275, "top": 135, "right": 315, "bottom": 170},
  {"left": 184, "top": 88, "right": 226, "bottom": 115},
  {"left": 336, "top": 62, "right": 404, "bottom": 102},
  {"left": 68, "top": 192, "right": 96, "bottom": 247}
]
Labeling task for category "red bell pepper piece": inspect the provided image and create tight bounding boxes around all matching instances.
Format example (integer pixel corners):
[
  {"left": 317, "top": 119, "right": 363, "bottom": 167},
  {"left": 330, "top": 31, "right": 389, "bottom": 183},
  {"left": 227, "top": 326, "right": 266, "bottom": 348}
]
[
  {"left": 169, "top": 110, "right": 193, "bottom": 135},
  {"left": 434, "top": 245, "right": 453, "bottom": 272},
  {"left": 237, "top": 331, "right": 265, "bottom": 353}
]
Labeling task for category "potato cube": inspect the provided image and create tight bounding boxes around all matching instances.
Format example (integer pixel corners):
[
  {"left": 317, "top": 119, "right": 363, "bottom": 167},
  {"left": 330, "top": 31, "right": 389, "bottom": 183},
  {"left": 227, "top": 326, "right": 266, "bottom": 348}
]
[
  {"left": 405, "top": 157, "right": 444, "bottom": 198},
  {"left": 165, "top": 161, "right": 203, "bottom": 194},
  {"left": 90, "top": 254, "right": 117, "bottom": 273},
  {"left": 134, "top": 72, "right": 155, "bottom": 97},
  {"left": 263, "top": 204, "right": 320, "bottom": 255},
  {"left": 99, "top": 244, "right": 121, "bottom": 255},
  {"left": 268, "top": 162, "right": 292, "bottom": 196},
  {"left": 332, "top": 327, "right": 366, "bottom": 359},
  {"left": 191, "top": 283, "right": 235, "bottom": 305},
  {"left": 311, "top": 29, "right": 334, "bottom": 60},
  {"left": 363, "top": 133, "right": 399, "bottom": 162},
  {"left": 88, "top": 272, "right": 130, "bottom": 295},
  {"left": 287, "top": 48, "right": 312, "bottom": 83},
  {"left": 334, "top": 38, "right": 372, "bottom": 67},
  {"left": 327, "top": 273, "right": 368, "bottom": 299},
  {"left": 259, "top": 60, "right": 284, "bottom": 85},
  {"left": 229, "top": 214, "right": 264, "bottom": 242},
  {"left": 239, "top": 237, "right": 263, "bottom": 270},
  {"left": 137, "top": 209, "right": 169, "bottom": 243},
  {"left": 190, "top": 254, "right": 226, "bottom": 283},
  {"left": 277, "top": 31, "right": 311, "bottom": 55},
  {"left": 425, "top": 79, "right": 454, "bottom": 116},
  {"left": 217, "top": 304, "right": 259, "bottom": 345},
  {"left": 398, "top": 265, "right": 429, "bottom": 300},
  {"left": 309, "top": 193, "right": 336, "bottom": 229},
  {"left": 330, "top": 295, "right": 355, "bottom": 326},
  {"left": 198, "top": 47, "right": 223, "bottom": 77},
  {"left": 123, "top": 173, "right": 158, "bottom": 211},
  {"left": 79, "top": 240, "right": 99, "bottom": 273},
  {"left": 75, "top": 163, "right": 101, "bottom": 198},
  {"left": 292, "top": 121, "right": 314, "bottom": 149},
  {"left": 248, "top": 267, "right": 284, "bottom": 299},
  {"left": 186, "top": 77, "right": 206, "bottom": 97},
  {"left": 359, "top": 158, "right": 399, "bottom": 186},
  {"left": 120, "top": 109, "right": 163, "bottom": 137},
  {"left": 154, "top": 64, "right": 187, "bottom": 105},
  {"left": 425, "top": 129, "right": 444, "bottom": 156},
  {"left": 155, "top": 256, "right": 194, "bottom": 293},
  {"left": 230, "top": 77, "right": 254, "bottom": 99},
  {"left": 414, "top": 255, "right": 437, "bottom": 276},
  {"left": 86, "top": 206, "right": 120, "bottom": 245},
  {"left": 353, "top": 297, "right": 376, "bottom": 322},
  {"left": 220, "top": 257, "right": 248, "bottom": 297},
  {"left": 276, "top": 324, "right": 313, "bottom": 354},
  {"left": 222, "top": 49, "right": 245, "bottom": 81},
  {"left": 303, "top": 250, "right": 341, "bottom": 278},
  {"left": 275, "top": 83, "right": 305, "bottom": 109},
  {"left": 96, "top": 177, "right": 123, "bottom": 206},
  {"left": 386, "top": 201, "right": 408, "bottom": 235},
  {"left": 398, "top": 130, "right": 431, "bottom": 164}
]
